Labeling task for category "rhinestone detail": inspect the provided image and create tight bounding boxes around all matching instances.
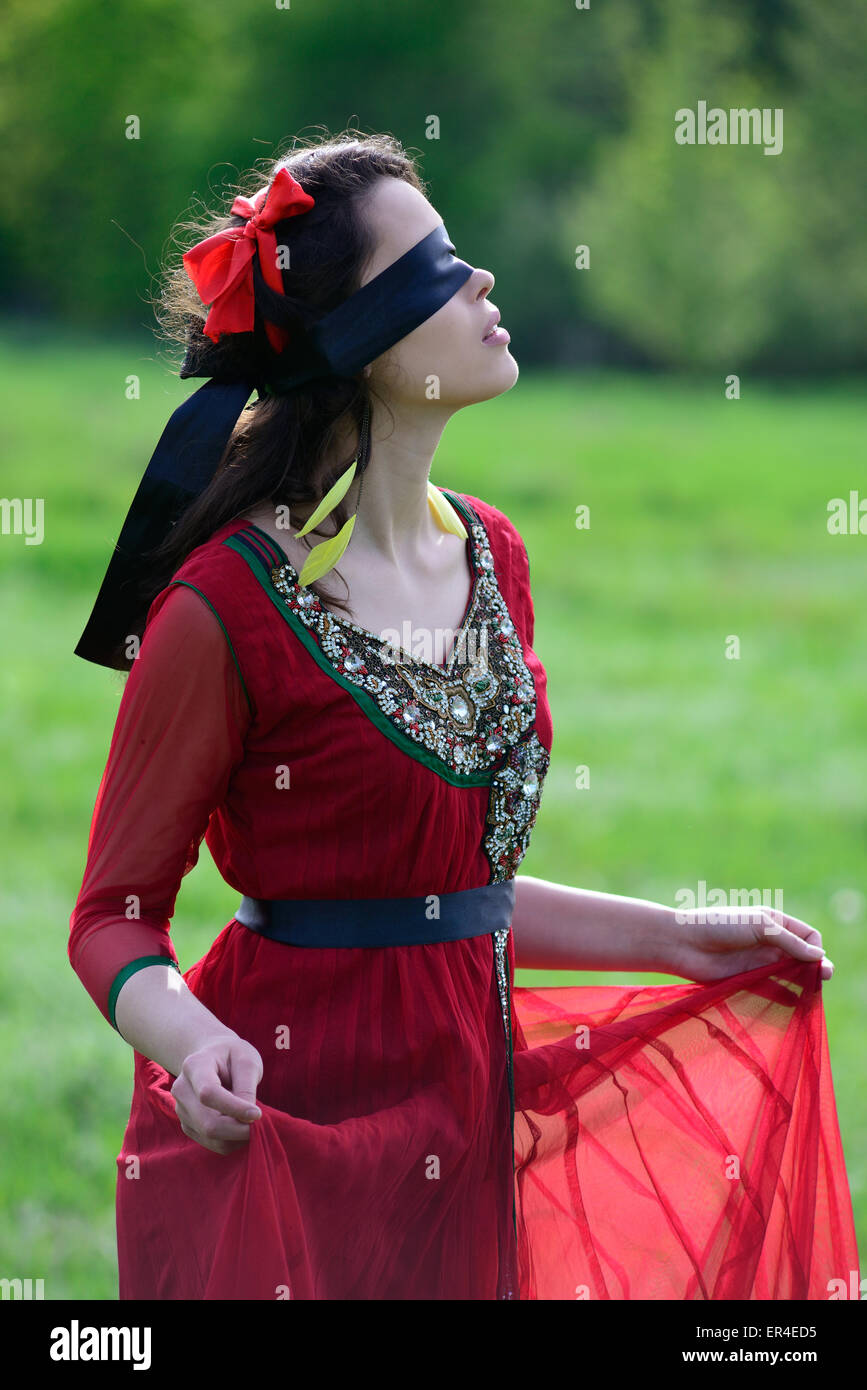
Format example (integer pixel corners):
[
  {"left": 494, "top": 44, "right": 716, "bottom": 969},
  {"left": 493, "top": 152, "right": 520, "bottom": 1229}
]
[
  {"left": 493, "top": 928, "right": 511, "bottom": 1047},
  {"left": 483, "top": 731, "right": 551, "bottom": 882},
  {"left": 268, "top": 520, "right": 538, "bottom": 777},
  {"left": 492, "top": 923, "right": 518, "bottom": 1304}
]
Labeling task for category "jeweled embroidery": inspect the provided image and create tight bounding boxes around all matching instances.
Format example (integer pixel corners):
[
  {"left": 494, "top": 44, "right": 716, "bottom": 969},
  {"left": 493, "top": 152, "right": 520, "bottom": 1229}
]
[
  {"left": 492, "top": 923, "right": 519, "bottom": 1297},
  {"left": 483, "top": 731, "right": 551, "bottom": 883},
  {"left": 492, "top": 928, "right": 511, "bottom": 1046},
  {"left": 268, "top": 519, "right": 539, "bottom": 777}
]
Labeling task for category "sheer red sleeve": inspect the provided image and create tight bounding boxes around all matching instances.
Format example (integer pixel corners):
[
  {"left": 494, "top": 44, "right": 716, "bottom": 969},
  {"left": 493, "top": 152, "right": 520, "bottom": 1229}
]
[{"left": 68, "top": 582, "right": 252, "bottom": 1029}]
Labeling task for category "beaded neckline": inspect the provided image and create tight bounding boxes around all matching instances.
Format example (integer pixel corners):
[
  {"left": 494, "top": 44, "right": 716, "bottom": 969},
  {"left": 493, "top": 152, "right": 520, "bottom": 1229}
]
[
  {"left": 246, "top": 519, "right": 479, "bottom": 676},
  {"left": 229, "top": 500, "right": 541, "bottom": 782}
]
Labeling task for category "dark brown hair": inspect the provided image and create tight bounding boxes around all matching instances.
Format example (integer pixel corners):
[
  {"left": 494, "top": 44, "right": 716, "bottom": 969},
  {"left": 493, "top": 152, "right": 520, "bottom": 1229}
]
[{"left": 128, "top": 128, "right": 426, "bottom": 663}]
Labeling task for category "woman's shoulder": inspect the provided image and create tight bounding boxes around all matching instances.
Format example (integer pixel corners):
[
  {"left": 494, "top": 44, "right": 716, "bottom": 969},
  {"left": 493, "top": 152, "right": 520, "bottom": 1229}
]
[
  {"left": 141, "top": 518, "right": 286, "bottom": 719},
  {"left": 169, "top": 517, "right": 258, "bottom": 584},
  {"left": 448, "top": 490, "right": 537, "bottom": 647},
  {"left": 153, "top": 517, "right": 281, "bottom": 625},
  {"left": 450, "top": 490, "right": 532, "bottom": 575},
  {"left": 450, "top": 489, "right": 527, "bottom": 540}
]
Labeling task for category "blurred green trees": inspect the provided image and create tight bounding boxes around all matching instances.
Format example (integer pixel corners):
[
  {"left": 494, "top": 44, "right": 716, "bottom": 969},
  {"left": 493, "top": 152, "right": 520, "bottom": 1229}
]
[
  {"left": 571, "top": 0, "right": 867, "bottom": 370},
  {"left": 0, "top": 0, "right": 863, "bottom": 370}
]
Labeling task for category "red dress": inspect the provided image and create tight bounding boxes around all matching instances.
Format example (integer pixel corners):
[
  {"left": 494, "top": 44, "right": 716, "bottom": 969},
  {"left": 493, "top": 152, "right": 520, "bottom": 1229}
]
[{"left": 69, "top": 491, "right": 860, "bottom": 1300}]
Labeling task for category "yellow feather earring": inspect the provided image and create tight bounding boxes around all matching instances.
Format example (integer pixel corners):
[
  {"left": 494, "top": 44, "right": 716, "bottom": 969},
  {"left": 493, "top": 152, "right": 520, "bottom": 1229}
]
[
  {"left": 295, "top": 398, "right": 371, "bottom": 588},
  {"left": 295, "top": 459, "right": 360, "bottom": 587},
  {"left": 294, "top": 398, "right": 468, "bottom": 588}
]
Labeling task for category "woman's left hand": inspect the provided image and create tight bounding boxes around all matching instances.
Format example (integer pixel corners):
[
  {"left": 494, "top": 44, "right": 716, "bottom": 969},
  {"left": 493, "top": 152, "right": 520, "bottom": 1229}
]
[{"left": 668, "top": 904, "right": 834, "bottom": 984}]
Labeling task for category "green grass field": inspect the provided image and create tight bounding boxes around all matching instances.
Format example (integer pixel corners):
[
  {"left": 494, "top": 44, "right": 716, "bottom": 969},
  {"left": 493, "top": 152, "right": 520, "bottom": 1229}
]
[{"left": 1, "top": 323, "right": 864, "bottom": 1298}]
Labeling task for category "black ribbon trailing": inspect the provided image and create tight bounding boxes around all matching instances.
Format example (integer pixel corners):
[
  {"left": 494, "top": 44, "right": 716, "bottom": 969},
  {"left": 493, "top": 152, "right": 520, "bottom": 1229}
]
[
  {"left": 74, "top": 379, "right": 256, "bottom": 668},
  {"left": 74, "top": 224, "right": 474, "bottom": 669}
]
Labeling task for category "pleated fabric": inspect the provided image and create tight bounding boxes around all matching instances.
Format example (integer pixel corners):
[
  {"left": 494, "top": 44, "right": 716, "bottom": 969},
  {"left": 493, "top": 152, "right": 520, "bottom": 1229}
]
[
  {"left": 115, "top": 944, "right": 858, "bottom": 1300},
  {"left": 512, "top": 959, "right": 857, "bottom": 1299},
  {"left": 117, "top": 921, "right": 518, "bottom": 1299}
]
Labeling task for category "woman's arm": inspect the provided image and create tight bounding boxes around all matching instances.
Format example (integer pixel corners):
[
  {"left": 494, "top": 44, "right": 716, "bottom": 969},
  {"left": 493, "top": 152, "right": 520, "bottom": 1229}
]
[
  {"left": 69, "top": 584, "right": 266, "bottom": 1152},
  {"left": 511, "top": 873, "right": 831, "bottom": 980},
  {"left": 114, "top": 965, "right": 263, "bottom": 1155},
  {"left": 511, "top": 874, "right": 679, "bottom": 973},
  {"left": 69, "top": 584, "right": 249, "bottom": 1029},
  {"left": 113, "top": 961, "right": 237, "bottom": 1077}
]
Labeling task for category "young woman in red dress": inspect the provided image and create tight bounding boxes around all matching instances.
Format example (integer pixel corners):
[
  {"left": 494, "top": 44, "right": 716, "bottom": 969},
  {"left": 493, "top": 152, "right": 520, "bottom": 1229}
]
[{"left": 69, "top": 132, "right": 858, "bottom": 1300}]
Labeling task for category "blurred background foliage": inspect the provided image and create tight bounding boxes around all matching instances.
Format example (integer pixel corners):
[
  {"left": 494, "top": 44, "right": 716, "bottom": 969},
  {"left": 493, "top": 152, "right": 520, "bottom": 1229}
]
[{"left": 0, "top": 0, "right": 864, "bottom": 370}]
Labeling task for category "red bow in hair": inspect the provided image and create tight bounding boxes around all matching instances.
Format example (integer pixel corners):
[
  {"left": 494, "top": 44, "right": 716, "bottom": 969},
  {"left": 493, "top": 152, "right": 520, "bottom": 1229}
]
[{"left": 182, "top": 167, "right": 316, "bottom": 352}]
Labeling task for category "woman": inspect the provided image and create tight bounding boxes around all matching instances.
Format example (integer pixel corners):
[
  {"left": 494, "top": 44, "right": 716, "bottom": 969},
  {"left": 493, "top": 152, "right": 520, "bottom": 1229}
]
[{"left": 69, "top": 131, "right": 858, "bottom": 1300}]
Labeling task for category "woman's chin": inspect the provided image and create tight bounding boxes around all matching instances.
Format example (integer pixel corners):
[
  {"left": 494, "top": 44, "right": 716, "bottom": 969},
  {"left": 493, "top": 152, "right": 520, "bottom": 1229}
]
[
  {"left": 484, "top": 351, "right": 519, "bottom": 398},
  {"left": 434, "top": 352, "right": 519, "bottom": 408}
]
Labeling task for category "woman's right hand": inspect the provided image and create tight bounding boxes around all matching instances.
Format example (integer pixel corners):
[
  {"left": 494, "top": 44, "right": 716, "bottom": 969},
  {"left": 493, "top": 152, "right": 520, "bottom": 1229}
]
[{"left": 171, "top": 1033, "right": 264, "bottom": 1155}]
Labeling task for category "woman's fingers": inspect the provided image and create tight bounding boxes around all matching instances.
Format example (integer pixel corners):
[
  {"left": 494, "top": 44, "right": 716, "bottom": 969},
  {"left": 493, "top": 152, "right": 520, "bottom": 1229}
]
[
  {"left": 172, "top": 1072, "right": 253, "bottom": 1145},
  {"left": 768, "top": 927, "right": 834, "bottom": 981},
  {"left": 171, "top": 1041, "right": 265, "bottom": 1153},
  {"left": 775, "top": 932, "right": 825, "bottom": 961},
  {"left": 761, "top": 908, "right": 824, "bottom": 951},
  {"left": 760, "top": 912, "right": 826, "bottom": 962},
  {"left": 183, "top": 1051, "right": 260, "bottom": 1125},
  {"left": 227, "top": 1046, "right": 263, "bottom": 1119},
  {"left": 758, "top": 909, "right": 834, "bottom": 982}
]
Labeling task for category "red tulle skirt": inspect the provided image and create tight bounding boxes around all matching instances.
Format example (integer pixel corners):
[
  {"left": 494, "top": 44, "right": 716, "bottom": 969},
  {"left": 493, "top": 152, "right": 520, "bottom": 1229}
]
[{"left": 116, "top": 924, "right": 859, "bottom": 1300}]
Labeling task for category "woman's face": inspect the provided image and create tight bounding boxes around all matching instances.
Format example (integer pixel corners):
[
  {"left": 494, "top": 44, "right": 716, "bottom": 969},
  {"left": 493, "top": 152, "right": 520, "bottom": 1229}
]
[{"left": 359, "top": 177, "right": 519, "bottom": 408}]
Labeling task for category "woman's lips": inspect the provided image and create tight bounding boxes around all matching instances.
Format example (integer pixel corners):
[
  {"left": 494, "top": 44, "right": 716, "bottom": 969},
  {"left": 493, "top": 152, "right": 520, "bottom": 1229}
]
[{"left": 482, "top": 325, "right": 510, "bottom": 345}]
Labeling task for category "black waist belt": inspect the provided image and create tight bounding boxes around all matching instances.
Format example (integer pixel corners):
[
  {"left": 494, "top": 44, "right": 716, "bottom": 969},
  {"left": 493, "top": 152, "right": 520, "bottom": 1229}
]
[{"left": 233, "top": 880, "right": 515, "bottom": 948}]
